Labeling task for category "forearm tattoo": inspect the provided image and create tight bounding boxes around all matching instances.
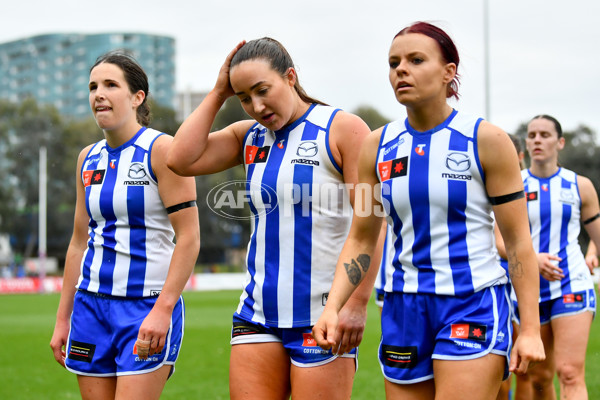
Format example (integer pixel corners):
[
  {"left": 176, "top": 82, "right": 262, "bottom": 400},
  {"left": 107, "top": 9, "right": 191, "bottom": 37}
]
[
  {"left": 507, "top": 250, "right": 524, "bottom": 279},
  {"left": 344, "top": 254, "right": 371, "bottom": 286}
]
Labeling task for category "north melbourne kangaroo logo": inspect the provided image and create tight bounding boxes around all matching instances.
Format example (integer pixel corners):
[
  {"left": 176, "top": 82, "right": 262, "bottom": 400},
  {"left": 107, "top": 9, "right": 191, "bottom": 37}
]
[
  {"left": 296, "top": 141, "right": 318, "bottom": 157},
  {"left": 445, "top": 152, "right": 471, "bottom": 172}
]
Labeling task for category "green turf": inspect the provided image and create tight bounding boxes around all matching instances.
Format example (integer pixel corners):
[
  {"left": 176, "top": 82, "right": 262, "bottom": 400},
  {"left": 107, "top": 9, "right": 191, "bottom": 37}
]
[{"left": 1, "top": 290, "right": 598, "bottom": 399}]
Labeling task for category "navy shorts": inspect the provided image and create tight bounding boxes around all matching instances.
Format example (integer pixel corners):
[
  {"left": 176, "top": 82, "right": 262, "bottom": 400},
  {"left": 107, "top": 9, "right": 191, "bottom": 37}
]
[
  {"left": 513, "top": 288, "right": 596, "bottom": 325},
  {"left": 379, "top": 285, "right": 512, "bottom": 384},
  {"left": 65, "top": 290, "right": 185, "bottom": 376},
  {"left": 230, "top": 314, "right": 357, "bottom": 368}
]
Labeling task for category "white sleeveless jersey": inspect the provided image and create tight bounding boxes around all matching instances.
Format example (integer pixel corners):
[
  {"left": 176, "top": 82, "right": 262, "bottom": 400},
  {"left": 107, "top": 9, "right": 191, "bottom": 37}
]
[
  {"left": 235, "top": 104, "right": 352, "bottom": 328},
  {"left": 523, "top": 168, "right": 594, "bottom": 301},
  {"left": 77, "top": 127, "right": 175, "bottom": 297},
  {"left": 377, "top": 110, "right": 507, "bottom": 296}
]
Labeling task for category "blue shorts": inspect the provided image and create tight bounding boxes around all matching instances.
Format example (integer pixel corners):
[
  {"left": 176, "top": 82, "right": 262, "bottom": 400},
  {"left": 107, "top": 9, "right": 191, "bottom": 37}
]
[
  {"left": 65, "top": 290, "right": 185, "bottom": 377},
  {"left": 513, "top": 289, "right": 596, "bottom": 325},
  {"left": 379, "top": 285, "right": 512, "bottom": 384},
  {"left": 230, "top": 314, "right": 357, "bottom": 368}
]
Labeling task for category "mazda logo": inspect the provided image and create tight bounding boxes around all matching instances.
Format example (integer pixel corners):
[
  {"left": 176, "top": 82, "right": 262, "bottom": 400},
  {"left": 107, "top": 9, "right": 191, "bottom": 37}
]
[
  {"left": 128, "top": 162, "right": 147, "bottom": 179},
  {"left": 446, "top": 152, "right": 471, "bottom": 172},
  {"left": 297, "top": 141, "right": 318, "bottom": 157}
]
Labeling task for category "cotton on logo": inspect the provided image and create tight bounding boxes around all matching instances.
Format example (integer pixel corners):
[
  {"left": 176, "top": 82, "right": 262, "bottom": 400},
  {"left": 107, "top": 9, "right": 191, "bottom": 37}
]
[
  {"left": 302, "top": 333, "right": 317, "bottom": 347},
  {"left": 415, "top": 144, "right": 426, "bottom": 156}
]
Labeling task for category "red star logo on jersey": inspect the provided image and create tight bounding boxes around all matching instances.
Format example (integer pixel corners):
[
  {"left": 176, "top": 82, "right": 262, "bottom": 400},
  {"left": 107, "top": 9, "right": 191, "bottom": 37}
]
[
  {"left": 245, "top": 145, "right": 270, "bottom": 164},
  {"left": 83, "top": 169, "right": 105, "bottom": 187},
  {"left": 526, "top": 191, "right": 538, "bottom": 202},
  {"left": 378, "top": 156, "right": 408, "bottom": 181}
]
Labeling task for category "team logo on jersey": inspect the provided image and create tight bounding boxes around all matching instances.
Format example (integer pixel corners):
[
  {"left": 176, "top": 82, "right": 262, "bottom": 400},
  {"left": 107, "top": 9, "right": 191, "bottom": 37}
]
[
  {"left": 296, "top": 141, "right": 318, "bottom": 157},
  {"left": 415, "top": 144, "right": 426, "bottom": 156},
  {"left": 245, "top": 145, "right": 270, "bottom": 164},
  {"left": 541, "top": 183, "right": 549, "bottom": 192},
  {"left": 381, "top": 345, "right": 417, "bottom": 369},
  {"left": 378, "top": 156, "right": 408, "bottom": 181},
  {"left": 83, "top": 169, "right": 105, "bottom": 187},
  {"left": 526, "top": 191, "right": 538, "bottom": 201},
  {"left": 450, "top": 323, "right": 487, "bottom": 341},
  {"left": 560, "top": 188, "right": 576, "bottom": 204},
  {"left": 302, "top": 333, "right": 317, "bottom": 347},
  {"left": 128, "top": 162, "right": 147, "bottom": 179},
  {"left": 68, "top": 340, "right": 96, "bottom": 363},
  {"left": 446, "top": 152, "right": 471, "bottom": 172}
]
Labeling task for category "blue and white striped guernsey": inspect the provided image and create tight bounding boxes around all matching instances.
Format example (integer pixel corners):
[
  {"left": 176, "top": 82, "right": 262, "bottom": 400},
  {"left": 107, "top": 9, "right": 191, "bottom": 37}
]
[
  {"left": 77, "top": 127, "right": 175, "bottom": 298},
  {"left": 523, "top": 168, "right": 594, "bottom": 302},
  {"left": 235, "top": 104, "right": 352, "bottom": 328},
  {"left": 377, "top": 110, "right": 507, "bottom": 296}
]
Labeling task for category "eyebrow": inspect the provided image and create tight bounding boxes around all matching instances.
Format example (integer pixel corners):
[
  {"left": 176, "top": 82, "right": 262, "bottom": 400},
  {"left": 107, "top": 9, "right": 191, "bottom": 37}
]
[{"left": 235, "top": 80, "right": 266, "bottom": 96}]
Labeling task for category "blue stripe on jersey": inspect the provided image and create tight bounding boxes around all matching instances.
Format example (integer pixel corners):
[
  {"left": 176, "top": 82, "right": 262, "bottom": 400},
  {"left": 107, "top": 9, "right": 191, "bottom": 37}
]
[
  {"left": 447, "top": 129, "right": 473, "bottom": 292},
  {"left": 291, "top": 121, "right": 320, "bottom": 323},
  {"left": 79, "top": 144, "right": 103, "bottom": 292},
  {"left": 378, "top": 127, "right": 407, "bottom": 293},
  {"left": 240, "top": 127, "right": 266, "bottom": 319},
  {"left": 472, "top": 118, "right": 485, "bottom": 182},
  {"left": 260, "top": 130, "right": 290, "bottom": 324},
  {"left": 324, "top": 109, "right": 342, "bottom": 174},
  {"left": 409, "top": 134, "right": 434, "bottom": 292},
  {"left": 538, "top": 178, "right": 551, "bottom": 295},
  {"left": 98, "top": 151, "right": 119, "bottom": 294},
  {"left": 126, "top": 146, "right": 148, "bottom": 297},
  {"left": 558, "top": 178, "right": 572, "bottom": 296}
]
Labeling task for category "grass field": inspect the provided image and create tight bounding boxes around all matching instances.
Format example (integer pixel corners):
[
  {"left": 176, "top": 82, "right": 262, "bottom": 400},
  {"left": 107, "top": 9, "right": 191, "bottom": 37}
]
[{"left": 1, "top": 290, "right": 599, "bottom": 399}]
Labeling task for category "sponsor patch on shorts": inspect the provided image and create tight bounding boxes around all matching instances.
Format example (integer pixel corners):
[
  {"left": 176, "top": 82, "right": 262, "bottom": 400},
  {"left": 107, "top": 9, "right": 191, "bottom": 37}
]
[
  {"left": 302, "top": 333, "right": 317, "bottom": 347},
  {"left": 450, "top": 323, "right": 487, "bottom": 341},
  {"left": 68, "top": 340, "right": 96, "bottom": 363},
  {"left": 563, "top": 293, "right": 584, "bottom": 306},
  {"left": 381, "top": 345, "right": 417, "bottom": 369}
]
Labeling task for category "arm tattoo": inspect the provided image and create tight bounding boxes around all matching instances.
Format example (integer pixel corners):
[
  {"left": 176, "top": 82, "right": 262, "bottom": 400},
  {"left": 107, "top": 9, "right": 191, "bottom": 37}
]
[
  {"left": 507, "top": 250, "right": 524, "bottom": 279},
  {"left": 344, "top": 254, "right": 371, "bottom": 285},
  {"left": 357, "top": 254, "right": 371, "bottom": 272},
  {"left": 344, "top": 259, "right": 362, "bottom": 285}
]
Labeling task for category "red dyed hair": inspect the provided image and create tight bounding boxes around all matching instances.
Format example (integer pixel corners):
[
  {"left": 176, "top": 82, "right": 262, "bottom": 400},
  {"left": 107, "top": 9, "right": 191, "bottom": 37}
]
[{"left": 395, "top": 22, "right": 461, "bottom": 100}]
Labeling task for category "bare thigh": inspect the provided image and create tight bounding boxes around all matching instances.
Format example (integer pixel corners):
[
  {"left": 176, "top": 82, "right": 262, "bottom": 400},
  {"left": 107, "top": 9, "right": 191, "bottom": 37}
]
[
  {"left": 229, "top": 342, "right": 291, "bottom": 400},
  {"left": 115, "top": 365, "right": 171, "bottom": 400},
  {"left": 433, "top": 353, "right": 505, "bottom": 400},
  {"left": 290, "top": 357, "right": 355, "bottom": 400},
  {"left": 77, "top": 365, "right": 171, "bottom": 400}
]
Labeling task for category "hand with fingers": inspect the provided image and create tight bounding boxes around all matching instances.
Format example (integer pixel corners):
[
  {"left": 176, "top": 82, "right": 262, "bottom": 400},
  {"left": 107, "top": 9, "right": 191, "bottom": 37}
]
[
  {"left": 509, "top": 330, "right": 545, "bottom": 375},
  {"left": 212, "top": 40, "right": 247, "bottom": 102},
  {"left": 537, "top": 253, "right": 563, "bottom": 281},
  {"left": 333, "top": 298, "right": 367, "bottom": 355},
  {"left": 136, "top": 307, "right": 171, "bottom": 360}
]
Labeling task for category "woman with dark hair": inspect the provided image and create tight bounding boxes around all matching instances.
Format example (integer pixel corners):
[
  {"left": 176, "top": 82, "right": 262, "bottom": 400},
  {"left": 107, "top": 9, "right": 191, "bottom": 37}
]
[
  {"left": 50, "top": 51, "right": 199, "bottom": 400},
  {"left": 516, "top": 114, "right": 600, "bottom": 399},
  {"left": 168, "top": 38, "right": 373, "bottom": 399},
  {"left": 313, "top": 22, "right": 545, "bottom": 399}
]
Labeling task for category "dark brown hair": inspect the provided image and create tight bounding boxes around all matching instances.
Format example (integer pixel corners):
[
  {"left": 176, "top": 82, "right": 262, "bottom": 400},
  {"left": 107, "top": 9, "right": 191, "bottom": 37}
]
[
  {"left": 91, "top": 51, "right": 151, "bottom": 126},
  {"left": 230, "top": 37, "right": 326, "bottom": 106}
]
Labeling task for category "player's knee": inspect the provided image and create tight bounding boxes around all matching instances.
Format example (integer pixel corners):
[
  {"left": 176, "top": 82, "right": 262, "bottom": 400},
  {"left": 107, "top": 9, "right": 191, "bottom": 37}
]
[
  {"left": 528, "top": 365, "right": 555, "bottom": 390},
  {"left": 556, "top": 362, "right": 584, "bottom": 386}
]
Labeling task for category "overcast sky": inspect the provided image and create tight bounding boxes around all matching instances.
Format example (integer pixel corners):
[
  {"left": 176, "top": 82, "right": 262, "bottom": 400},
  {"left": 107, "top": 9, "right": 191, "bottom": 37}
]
[{"left": 2, "top": 0, "right": 599, "bottom": 136}]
